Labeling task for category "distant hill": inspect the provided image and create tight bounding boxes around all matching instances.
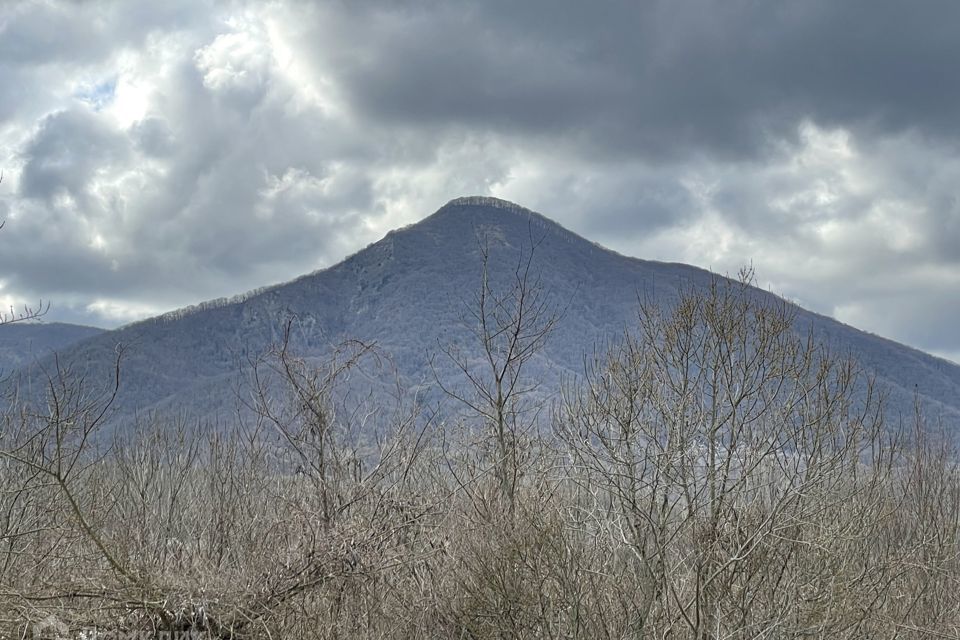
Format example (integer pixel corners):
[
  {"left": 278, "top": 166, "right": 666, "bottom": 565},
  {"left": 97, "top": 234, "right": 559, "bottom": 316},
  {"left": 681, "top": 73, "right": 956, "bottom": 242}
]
[
  {"left": 10, "top": 196, "right": 960, "bottom": 431},
  {"left": 0, "top": 322, "right": 104, "bottom": 372}
]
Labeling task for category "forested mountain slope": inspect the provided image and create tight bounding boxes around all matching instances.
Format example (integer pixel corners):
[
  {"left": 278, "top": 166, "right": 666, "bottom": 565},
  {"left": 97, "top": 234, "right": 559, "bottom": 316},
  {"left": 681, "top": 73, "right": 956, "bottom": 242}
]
[
  {"left": 0, "top": 322, "right": 104, "bottom": 371},
  {"left": 12, "top": 197, "right": 960, "bottom": 431}
]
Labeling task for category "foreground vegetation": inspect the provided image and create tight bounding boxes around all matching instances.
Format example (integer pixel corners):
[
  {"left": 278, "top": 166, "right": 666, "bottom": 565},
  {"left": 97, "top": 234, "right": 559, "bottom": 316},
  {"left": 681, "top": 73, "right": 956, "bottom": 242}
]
[{"left": 1, "top": 274, "right": 958, "bottom": 639}]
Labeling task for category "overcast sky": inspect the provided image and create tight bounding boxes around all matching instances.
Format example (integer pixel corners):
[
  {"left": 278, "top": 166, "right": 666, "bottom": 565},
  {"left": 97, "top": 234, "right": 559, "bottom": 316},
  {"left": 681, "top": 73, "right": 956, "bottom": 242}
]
[{"left": 2, "top": 0, "right": 960, "bottom": 361}]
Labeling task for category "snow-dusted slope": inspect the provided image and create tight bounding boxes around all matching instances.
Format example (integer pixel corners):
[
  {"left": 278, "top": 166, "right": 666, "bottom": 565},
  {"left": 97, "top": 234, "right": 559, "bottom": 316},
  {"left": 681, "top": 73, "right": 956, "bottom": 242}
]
[{"left": 12, "top": 197, "right": 960, "bottom": 431}]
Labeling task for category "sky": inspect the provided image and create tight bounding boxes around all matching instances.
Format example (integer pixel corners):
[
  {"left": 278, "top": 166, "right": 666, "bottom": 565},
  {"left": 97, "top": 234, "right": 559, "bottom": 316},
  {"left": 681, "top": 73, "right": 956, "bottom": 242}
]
[{"left": 1, "top": 0, "right": 960, "bottom": 362}]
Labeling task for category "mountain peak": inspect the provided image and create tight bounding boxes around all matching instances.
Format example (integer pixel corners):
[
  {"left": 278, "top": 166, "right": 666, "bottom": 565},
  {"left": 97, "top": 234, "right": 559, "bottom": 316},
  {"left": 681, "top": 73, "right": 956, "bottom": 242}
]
[
  {"left": 432, "top": 195, "right": 568, "bottom": 237},
  {"left": 441, "top": 195, "right": 535, "bottom": 216}
]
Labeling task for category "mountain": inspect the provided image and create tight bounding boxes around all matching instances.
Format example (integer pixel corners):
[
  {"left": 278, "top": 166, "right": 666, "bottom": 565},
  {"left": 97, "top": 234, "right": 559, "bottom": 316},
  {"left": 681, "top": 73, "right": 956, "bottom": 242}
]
[
  {"left": 9, "top": 196, "right": 960, "bottom": 431},
  {"left": 0, "top": 322, "right": 104, "bottom": 372}
]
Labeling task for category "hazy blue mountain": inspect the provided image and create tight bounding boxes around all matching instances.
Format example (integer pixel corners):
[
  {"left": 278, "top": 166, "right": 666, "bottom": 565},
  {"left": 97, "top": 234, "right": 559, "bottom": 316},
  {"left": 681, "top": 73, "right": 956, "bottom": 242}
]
[
  {"left": 0, "top": 322, "right": 104, "bottom": 372},
  {"left": 11, "top": 197, "right": 960, "bottom": 431}
]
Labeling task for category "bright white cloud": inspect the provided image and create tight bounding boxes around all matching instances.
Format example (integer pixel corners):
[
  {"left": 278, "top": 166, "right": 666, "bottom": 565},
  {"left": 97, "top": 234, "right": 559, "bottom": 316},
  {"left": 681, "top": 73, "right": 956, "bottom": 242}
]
[{"left": 85, "top": 298, "right": 166, "bottom": 325}]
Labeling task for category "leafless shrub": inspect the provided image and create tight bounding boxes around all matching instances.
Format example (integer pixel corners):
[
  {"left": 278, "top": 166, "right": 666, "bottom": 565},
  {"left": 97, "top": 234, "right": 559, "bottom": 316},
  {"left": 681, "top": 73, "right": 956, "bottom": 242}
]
[{"left": 555, "top": 271, "right": 953, "bottom": 638}]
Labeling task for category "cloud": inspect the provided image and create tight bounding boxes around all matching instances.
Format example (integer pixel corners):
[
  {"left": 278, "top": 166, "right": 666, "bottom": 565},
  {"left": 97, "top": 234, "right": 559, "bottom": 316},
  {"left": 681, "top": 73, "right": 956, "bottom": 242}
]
[
  {"left": 19, "top": 109, "right": 129, "bottom": 203},
  {"left": 296, "top": 0, "right": 960, "bottom": 159},
  {"left": 0, "top": 0, "right": 958, "bottom": 364}
]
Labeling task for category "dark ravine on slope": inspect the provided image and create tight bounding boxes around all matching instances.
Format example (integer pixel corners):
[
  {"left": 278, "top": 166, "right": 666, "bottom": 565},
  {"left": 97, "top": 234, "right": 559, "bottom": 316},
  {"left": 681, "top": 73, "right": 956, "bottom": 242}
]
[{"left": 7, "top": 196, "right": 960, "bottom": 432}]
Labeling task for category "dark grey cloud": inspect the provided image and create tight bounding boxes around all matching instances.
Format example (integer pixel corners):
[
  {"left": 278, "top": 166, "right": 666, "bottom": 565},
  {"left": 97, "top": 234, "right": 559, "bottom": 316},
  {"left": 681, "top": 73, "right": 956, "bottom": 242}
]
[{"left": 300, "top": 0, "right": 960, "bottom": 160}]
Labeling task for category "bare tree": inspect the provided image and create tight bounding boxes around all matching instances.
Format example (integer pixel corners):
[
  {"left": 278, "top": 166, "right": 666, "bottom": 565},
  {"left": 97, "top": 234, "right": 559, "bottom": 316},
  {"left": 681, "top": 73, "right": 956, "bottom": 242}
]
[
  {"left": 433, "top": 232, "right": 561, "bottom": 513},
  {"left": 556, "top": 271, "right": 931, "bottom": 638}
]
